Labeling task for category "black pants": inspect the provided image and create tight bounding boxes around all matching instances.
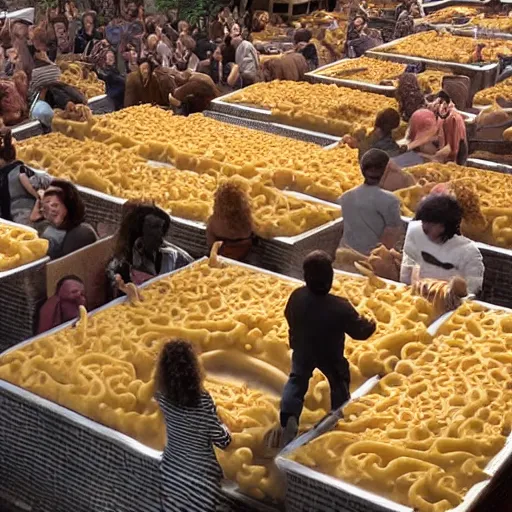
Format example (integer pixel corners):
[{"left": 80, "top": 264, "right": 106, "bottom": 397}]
[{"left": 280, "top": 352, "right": 350, "bottom": 427}]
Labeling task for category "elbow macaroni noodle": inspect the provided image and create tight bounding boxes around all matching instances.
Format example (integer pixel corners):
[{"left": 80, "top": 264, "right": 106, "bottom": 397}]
[
  {"left": 0, "top": 223, "right": 48, "bottom": 272},
  {"left": 224, "top": 81, "right": 401, "bottom": 137},
  {"left": 17, "top": 133, "right": 339, "bottom": 239},
  {"left": 379, "top": 31, "right": 512, "bottom": 63},
  {"left": 0, "top": 261, "right": 434, "bottom": 499},
  {"left": 291, "top": 302, "right": 512, "bottom": 512},
  {"left": 473, "top": 77, "right": 512, "bottom": 106},
  {"left": 59, "top": 62, "right": 106, "bottom": 100},
  {"left": 74, "top": 105, "right": 363, "bottom": 202},
  {"left": 317, "top": 58, "right": 447, "bottom": 95}
]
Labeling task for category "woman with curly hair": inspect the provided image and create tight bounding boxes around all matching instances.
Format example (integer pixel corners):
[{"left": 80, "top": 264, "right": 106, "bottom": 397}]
[
  {"left": 206, "top": 180, "right": 254, "bottom": 261},
  {"left": 106, "top": 201, "right": 192, "bottom": 300},
  {"left": 396, "top": 72, "right": 426, "bottom": 122},
  {"left": 155, "top": 339, "right": 231, "bottom": 512}
]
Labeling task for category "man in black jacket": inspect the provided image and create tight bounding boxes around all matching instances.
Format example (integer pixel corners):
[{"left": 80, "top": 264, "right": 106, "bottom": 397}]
[{"left": 279, "top": 250, "right": 376, "bottom": 445}]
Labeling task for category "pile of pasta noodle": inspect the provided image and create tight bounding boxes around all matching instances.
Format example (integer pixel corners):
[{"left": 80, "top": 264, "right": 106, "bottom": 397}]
[
  {"left": 54, "top": 105, "right": 363, "bottom": 201},
  {"left": 0, "top": 222, "right": 48, "bottom": 272},
  {"left": 473, "top": 77, "right": 512, "bottom": 106},
  {"left": 379, "top": 31, "right": 512, "bottom": 64},
  {"left": 59, "top": 61, "right": 106, "bottom": 99},
  {"left": 17, "top": 133, "right": 339, "bottom": 238},
  {"left": 0, "top": 260, "right": 434, "bottom": 498},
  {"left": 395, "top": 162, "right": 512, "bottom": 248},
  {"left": 317, "top": 59, "right": 446, "bottom": 94},
  {"left": 223, "top": 81, "right": 400, "bottom": 136},
  {"left": 423, "top": 6, "right": 482, "bottom": 24},
  {"left": 470, "top": 16, "right": 512, "bottom": 32},
  {"left": 290, "top": 301, "right": 512, "bottom": 512},
  {"left": 316, "top": 56, "right": 406, "bottom": 83}
]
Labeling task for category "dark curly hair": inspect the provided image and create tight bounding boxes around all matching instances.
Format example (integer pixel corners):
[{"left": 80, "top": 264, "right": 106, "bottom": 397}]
[
  {"left": 303, "top": 250, "right": 333, "bottom": 295},
  {"left": 211, "top": 181, "right": 252, "bottom": 235},
  {"left": 114, "top": 200, "right": 170, "bottom": 261},
  {"left": 415, "top": 194, "right": 462, "bottom": 242},
  {"left": 396, "top": 73, "right": 426, "bottom": 122},
  {"left": 156, "top": 339, "right": 203, "bottom": 407},
  {"left": 43, "top": 179, "right": 85, "bottom": 230},
  {"left": 0, "top": 129, "right": 16, "bottom": 162}
]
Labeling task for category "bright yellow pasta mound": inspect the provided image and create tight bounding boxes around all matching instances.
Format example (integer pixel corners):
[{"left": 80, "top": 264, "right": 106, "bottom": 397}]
[
  {"left": 380, "top": 31, "right": 512, "bottom": 64},
  {"left": 290, "top": 302, "right": 512, "bottom": 512},
  {"left": 0, "top": 223, "right": 48, "bottom": 272},
  {"left": 0, "top": 261, "right": 435, "bottom": 498},
  {"left": 317, "top": 58, "right": 446, "bottom": 94},
  {"left": 395, "top": 162, "right": 512, "bottom": 248},
  {"left": 223, "top": 80, "right": 400, "bottom": 136},
  {"left": 49, "top": 105, "right": 364, "bottom": 201},
  {"left": 59, "top": 61, "right": 106, "bottom": 99},
  {"left": 423, "top": 6, "right": 481, "bottom": 24},
  {"left": 17, "top": 133, "right": 340, "bottom": 239},
  {"left": 317, "top": 56, "right": 405, "bottom": 83},
  {"left": 470, "top": 16, "right": 512, "bottom": 32},
  {"left": 474, "top": 77, "right": 512, "bottom": 106}
]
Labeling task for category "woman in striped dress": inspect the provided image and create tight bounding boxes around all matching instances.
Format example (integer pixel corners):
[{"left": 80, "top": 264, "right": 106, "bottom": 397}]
[{"left": 155, "top": 340, "right": 232, "bottom": 512}]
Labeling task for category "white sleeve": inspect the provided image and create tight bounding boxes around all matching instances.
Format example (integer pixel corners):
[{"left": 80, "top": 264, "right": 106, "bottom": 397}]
[
  {"left": 460, "top": 242, "right": 485, "bottom": 295},
  {"left": 400, "top": 223, "right": 419, "bottom": 285}
]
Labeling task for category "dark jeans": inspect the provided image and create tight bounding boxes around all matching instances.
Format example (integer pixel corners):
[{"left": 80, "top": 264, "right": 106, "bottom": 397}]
[{"left": 280, "top": 352, "right": 350, "bottom": 427}]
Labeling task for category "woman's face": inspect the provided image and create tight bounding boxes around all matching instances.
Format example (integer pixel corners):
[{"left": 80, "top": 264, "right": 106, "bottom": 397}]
[
  {"left": 422, "top": 221, "right": 445, "bottom": 243},
  {"left": 105, "top": 51, "right": 116, "bottom": 67},
  {"left": 43, "top": 194, "right": 68, "bottom": 228},
  {"left": 231, "top": 23, "right": 241, "bottom": 38},
  {"left": 84, "top": 15, "right": 94, "bottom": 33},
  {"left": 354, "top": 17, "right": 365, "bottom": 30},
  {"left": 213, "top": 46, "right": 222, "bottom": 62}
]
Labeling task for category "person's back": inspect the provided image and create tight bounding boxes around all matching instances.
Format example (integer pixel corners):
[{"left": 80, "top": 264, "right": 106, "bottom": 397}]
[
  {"left": 279, "top": 250, "right": 375, "bottom": 446},
  {"left": 285, "top": 287, "right": 365, "bottom": 359},
  {"left": 156, "top": 340, "right": 231, "bottom": 512},
  {"left": 339, "top": 149, "right": 403, "bottom": 256},
  {"left": 340, "top": 184, "right": 401, "bottom": 255}
]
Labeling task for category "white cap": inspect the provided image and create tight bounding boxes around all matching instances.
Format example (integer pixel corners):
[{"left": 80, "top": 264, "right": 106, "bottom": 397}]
[{"left": 0, "top": 8, "right": 35, "bottom": 25}]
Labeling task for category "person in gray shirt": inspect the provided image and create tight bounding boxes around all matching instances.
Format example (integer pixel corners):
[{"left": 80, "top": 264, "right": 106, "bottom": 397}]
[{"left": 337, "top": 149, "right": 404, "bottom": 256}]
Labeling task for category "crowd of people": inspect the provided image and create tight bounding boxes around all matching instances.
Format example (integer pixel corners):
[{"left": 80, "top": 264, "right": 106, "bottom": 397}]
[{"left": 0, "top": 1, "right": 505, "bottom": 510}]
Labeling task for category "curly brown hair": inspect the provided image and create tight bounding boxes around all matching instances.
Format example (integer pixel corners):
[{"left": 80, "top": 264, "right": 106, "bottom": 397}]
[
  {"left": 211, "top": 180, "right": 253, "bottom": 235},
  {"left": 396, "top": 73, "right": 426, "bottom": 122},
  {"left": 155, "top": 340, "right": 204, "bottom": 407}
]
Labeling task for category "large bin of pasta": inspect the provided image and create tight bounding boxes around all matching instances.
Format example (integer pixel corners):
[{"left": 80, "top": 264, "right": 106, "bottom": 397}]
[
  {"left": 210, "top": 81, "right": 404, "bottom": 137},
  {"left": 276, "top": 300, "right": 512, "bottom": 512},
  {"left": 0, "top": 257, "right": 442, "bottom": 511},
  {"left": 0, "top": 220, "right": 49, "bottom": 352},
  {"left": 366, "top": 31, "right": 509, "bottom": 97},
  {"left": 306, "top": 56, "right": 452, "bottom": 98},
  {"left": 394, "top": 161, "right": 512, "bottom": 308},
  {"left": 17, "top": 108, "right": 372, "bottom": 276}
]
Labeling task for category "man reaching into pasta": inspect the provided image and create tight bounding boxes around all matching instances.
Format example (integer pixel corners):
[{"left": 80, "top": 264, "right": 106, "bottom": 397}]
[{"left": 278, "top": 250, "right": 376, "bottom": 446}]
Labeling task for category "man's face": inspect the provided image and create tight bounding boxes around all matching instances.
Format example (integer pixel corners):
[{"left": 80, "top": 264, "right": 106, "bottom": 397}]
[
  {"left": 54, "top": 22, "right": 70, "bottom": 51},
  {"left": 84, "top": 15, "right": 94, "bottom": 32},
  {"left": 63, "top": 280, "right": 87, "bottom": 306},
  {"left": 140, "top": 62, "right": 150, "bottom": 83}
]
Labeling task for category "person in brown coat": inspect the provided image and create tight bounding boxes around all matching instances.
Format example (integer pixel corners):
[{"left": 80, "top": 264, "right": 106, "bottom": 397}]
[
  {"left": 262, "top": 52, "right": 308, "bottom": 82},
  {"left": 124, "top": 57, "right": 175, "bottom": 108}
]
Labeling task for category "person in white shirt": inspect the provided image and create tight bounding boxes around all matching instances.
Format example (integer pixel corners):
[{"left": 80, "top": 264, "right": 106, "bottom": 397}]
[{"left": 400, "top": 194, "right": 484, "bottom": 295}]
